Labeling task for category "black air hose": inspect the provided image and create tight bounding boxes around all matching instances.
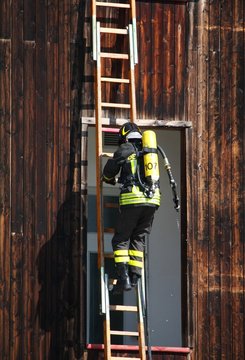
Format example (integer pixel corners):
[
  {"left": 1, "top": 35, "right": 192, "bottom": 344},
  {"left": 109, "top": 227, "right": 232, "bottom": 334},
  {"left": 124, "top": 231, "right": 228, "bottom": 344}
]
[{"left": 157, "top": 145, "right": 180, "bottom": 212}]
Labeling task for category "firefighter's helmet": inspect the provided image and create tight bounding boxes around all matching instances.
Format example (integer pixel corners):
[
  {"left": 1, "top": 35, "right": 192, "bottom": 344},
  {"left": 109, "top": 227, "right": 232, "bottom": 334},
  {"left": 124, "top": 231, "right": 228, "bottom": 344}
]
[{"left": 118, "top": 122, "right": 142, "bottom": 144}]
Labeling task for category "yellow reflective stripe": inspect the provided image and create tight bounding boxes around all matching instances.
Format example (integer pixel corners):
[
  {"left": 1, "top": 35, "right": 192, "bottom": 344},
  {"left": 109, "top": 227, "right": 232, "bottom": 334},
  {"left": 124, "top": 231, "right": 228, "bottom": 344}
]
[
  {"left": 119, "top": 186, "right": 160, "bottom": 206},
  {"left": 129, "top": 250, "right": 143, "bottom": 257},
  {"left": 114, "top": 250, "right": 129, "bottom": 256},
  {"left": 103, "top": 175, "right": 114, "bottom": 181},
  {"left": 120, "top": 192, "right": 160, "bottom": 199},
  {"left": 128, "top": 259, "right": 143, "bottom": 268},
  {"left": 120, "top": 198, "right": 160, "bottom": 206},
  {"left": 120, "top": 196, "right": 160, "bottom": 202},
  {"left": 114, "top": 256, "right": 130, "bottom": 263},
  {"left": 130, "top": 159, "right": 137, "bottom": 175}
]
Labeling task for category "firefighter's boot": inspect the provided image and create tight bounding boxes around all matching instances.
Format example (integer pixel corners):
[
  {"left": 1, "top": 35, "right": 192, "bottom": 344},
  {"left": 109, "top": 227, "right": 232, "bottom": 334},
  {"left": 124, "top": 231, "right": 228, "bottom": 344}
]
[
  {"left": 113, "top": 263, "right": 131, "bottom": 295},
  {"left": 130, "top": 272, "right": 141, "bottom": 287}
]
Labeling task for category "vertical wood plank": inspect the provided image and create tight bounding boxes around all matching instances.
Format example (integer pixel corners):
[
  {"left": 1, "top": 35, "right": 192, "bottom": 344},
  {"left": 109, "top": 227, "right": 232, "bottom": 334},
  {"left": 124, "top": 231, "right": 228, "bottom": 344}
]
[
  {"left": 219, "top": 0, "right": 233, "bottom": 358},
  {"left": 46, "top": 35, "right": 59, "bottom": 360},
  {"left": 174, "top": 5, "right": 186, "bottom": 120},
  {"left": 46, "top": 46, "right": 59, "bottom": 243},
  {"left": 23, "top": 41, "right": 36, "bottom": 358},
  {"left": 151, "top": 2, "right": 163, "bottom": 119},
  {"left": 35, "top": 0, "right": 47, "bottom": 233},
  {"left": 58, "top": 0, "right": 71, "bottom": 203},
  {"left": 138, "top": 1, "right": 152, "bottom": 118},
  {"left": 58, "top": 0, "right": 71, "bottom": 357},
  {"left": 23, "top": 0, "right": 36, "bottom": 41},
  {"left": 0, "top": 0, "right": 11, "bottom": 39},
  {"left": 185, "top": 1, "right": 197, "bottom": 349},
  {"left": 11, "top": 0, "right": 24, "bottom": 358},
  {"left": 208, "top": 1, "right": 222, "bottom": 357},
  {"left": 35, "top": 0, "right": 47, "bottom": 357},
  {"left": 47, "top": 0, "right": 59, "bottom": 43},
  {"left": 162, "top": 4, "right": 175, "bottom": 120},
  {"left": 45, "top": 2, "right": 60, "bottom": 358},
  {"left": 81, "top": 0, "right": 94, "bottom": 118},
  {"left": 0, "top": 40, "right": 11, "bottom": 360},
  {"left": 195, "top": 0, "right": 209, "bottom": 357},
  {"left": 231, "top": 0, "right": 244, "bottom": 358},
  {"left": 71, "top": 0, "right": 84, "bottom": 351}
]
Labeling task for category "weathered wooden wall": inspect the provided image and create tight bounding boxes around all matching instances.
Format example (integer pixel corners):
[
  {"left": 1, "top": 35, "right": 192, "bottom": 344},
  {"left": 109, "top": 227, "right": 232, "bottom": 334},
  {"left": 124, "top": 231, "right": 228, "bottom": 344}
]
[
  {"left": 0, "top": 0, "right": 84, "bottom": 359},
  {"left": 81, "top": 0, "right": 187, "bottom": 121},
  {"left": 0, "top": 0, "right": 244, "bottom": 359},
  {"left": 186, "top": 1, "right": 244, "bottom": 359}
]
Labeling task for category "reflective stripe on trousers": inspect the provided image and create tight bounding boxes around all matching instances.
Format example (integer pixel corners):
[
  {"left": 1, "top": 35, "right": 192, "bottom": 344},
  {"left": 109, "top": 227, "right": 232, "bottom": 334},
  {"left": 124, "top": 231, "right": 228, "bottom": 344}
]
[
  {"left": 113, "top": 249, "right": 144, "bottom": 269},
  {"left": 112, "top": 206, "right": 156, "bottom": 276}
]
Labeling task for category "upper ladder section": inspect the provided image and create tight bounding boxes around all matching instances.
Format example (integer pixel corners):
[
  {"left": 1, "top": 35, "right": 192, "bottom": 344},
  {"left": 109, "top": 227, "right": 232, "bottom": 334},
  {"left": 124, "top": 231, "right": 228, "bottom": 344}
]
[
  {"left": 92, "top": 0, "right": 138, "bottom": 65},
  {"left": 92, "top": 0, "right": 138, "bottom": 271}
]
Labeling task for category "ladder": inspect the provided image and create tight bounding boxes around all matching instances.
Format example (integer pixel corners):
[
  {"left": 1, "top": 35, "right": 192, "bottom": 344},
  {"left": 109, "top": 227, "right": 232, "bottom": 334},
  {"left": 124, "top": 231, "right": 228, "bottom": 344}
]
[
  {"left": 105, "top": 274, "right": 146, "bottom": 360},
  {"left": 91, "top": 1, "right": 147, "bottom": 359}
]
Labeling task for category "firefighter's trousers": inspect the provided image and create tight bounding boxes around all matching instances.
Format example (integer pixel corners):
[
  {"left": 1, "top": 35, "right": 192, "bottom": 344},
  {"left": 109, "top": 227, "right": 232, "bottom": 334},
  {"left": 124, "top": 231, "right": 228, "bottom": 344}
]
[{"left": 112, "top": 206, "right": 156, "bottom": 276}]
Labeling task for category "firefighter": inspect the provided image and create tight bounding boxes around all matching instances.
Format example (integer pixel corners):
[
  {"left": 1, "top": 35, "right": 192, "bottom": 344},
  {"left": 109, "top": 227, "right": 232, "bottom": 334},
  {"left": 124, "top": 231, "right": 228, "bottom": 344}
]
[{"left": 102, "top": 122, "right": 161, "bottom": 294}]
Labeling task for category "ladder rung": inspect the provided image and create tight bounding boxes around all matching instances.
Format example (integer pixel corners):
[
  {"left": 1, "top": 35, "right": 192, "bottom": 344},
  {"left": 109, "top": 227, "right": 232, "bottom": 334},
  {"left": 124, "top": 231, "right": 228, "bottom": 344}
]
[
  {"left": 110, "top": 330, "right": 139, "bottom": 337},
  {"left": 100, "top": 52, "right": 129, "bottom": 59},
  {"left": 104, "top": 253, "right": 114, "bottom": 258},
  {"left": 101, "top": 77, "right": 130, "bottom": 84},
  {"left": 104, "top": 227, "right": 114, "bottom": 233},
  {"left": 100, "top": 27, "right": 128, "bottom": 35},
  {"left": 101, "top": 102, "right": 130, "bottom": 108},
  {"left": 110, "top": 305, "right": 137, "bottom": 312},
  {"left": 111, "top": 358, "right": 140, "bottom": 360},
  {"left": 102, "top": 127, "right": 119, "bottom": 133},
  {"left": 104, "top": 202, "right": 118, "bottom": 208},
  {"left": 101, "top": 152, "right": 113, "bottom": 157},
  {"left": 96, "top": 2, "right": 130, "bottom": 9}
]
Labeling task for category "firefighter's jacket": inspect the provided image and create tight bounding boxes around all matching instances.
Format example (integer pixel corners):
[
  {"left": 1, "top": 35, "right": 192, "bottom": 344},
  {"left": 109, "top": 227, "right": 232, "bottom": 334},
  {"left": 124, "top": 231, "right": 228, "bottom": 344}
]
[{"left": 103, "top": 142, "right": 161, "bottom": 207}]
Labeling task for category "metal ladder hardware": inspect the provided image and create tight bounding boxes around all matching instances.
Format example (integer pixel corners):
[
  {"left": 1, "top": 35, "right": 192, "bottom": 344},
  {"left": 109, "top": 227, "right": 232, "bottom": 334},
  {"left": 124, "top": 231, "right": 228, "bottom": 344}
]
[
  {"left": 94, "top": 21, "right": 136, "bottom": 120},
  {"left": 92, "top": 0, "right": 138, "bottom": 62},
  {"left": 92, "top": 1, "right": 146, "bottom": 359}
]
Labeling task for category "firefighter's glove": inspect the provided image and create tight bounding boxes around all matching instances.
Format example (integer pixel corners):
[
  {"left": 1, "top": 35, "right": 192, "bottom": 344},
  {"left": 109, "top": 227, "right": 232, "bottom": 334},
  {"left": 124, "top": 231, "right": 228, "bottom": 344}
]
[
  {"left": 114, "top": 143, "right": 135, "bottom": 165},
  {"left": 101, "top": 175, "right": 116, "bottom": 186}
]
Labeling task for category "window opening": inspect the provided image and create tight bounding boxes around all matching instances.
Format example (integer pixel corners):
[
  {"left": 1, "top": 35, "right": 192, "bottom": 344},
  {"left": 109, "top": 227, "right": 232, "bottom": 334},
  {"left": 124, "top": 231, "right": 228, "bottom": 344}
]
[{"left": 86, "top": 126, "right": 186, "bottom": 348}]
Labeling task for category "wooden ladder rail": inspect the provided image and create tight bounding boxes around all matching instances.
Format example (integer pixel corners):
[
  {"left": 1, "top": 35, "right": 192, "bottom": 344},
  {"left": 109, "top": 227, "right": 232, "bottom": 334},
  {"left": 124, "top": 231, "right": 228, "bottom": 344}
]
[{"left": 92, "top": 0, "right": 139, "bottom": 358}]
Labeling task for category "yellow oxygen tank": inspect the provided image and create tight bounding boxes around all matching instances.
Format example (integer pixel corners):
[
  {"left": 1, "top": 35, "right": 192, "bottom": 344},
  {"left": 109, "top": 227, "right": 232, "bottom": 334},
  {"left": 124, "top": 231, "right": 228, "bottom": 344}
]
[{"left": 142, "top": 130, "right": 159, "bottom": 184}]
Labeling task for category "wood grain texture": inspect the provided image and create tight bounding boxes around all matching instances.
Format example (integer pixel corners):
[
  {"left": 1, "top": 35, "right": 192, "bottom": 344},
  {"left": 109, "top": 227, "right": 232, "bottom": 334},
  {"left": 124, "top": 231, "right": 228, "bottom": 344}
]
[
  {"left": 0, "top": 0, "right": 10, "bottom": 39},
  {"left": 0, "top": 40, "right": 11, "bottom": 360},
  {"left": 186, "top": 1, "right": 244, "bottom": 359},
  {"left": 81, "top": 1, "right": 188, "bottom": 121},
  {"left": 11, "top": 1, "right": 24, "bottom": 358},
  {"left": 219, "top": 1, "right": 233, "bottom": 358}
]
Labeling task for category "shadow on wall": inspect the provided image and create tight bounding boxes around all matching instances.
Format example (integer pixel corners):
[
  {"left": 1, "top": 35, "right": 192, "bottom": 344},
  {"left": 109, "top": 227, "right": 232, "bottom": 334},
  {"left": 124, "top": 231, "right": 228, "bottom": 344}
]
[
  {"left": 36, "top": 197, "right": 74, "bottom": 348},
  {"left": 36, "top": 192, "right": 85, "bottom": 360},
  {"left": 35, "top": 0, "right": 86, "bottom": 358}
]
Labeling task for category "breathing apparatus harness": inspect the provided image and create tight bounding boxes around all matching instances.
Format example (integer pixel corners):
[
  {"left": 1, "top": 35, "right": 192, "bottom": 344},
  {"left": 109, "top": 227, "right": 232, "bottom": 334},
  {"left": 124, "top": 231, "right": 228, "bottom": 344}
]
[
  {"left": 120, "top": 129, "right": 180, "bottom": 212},
  {"left": 117, "top": 123, "right": 180, "bottom": 211}
]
